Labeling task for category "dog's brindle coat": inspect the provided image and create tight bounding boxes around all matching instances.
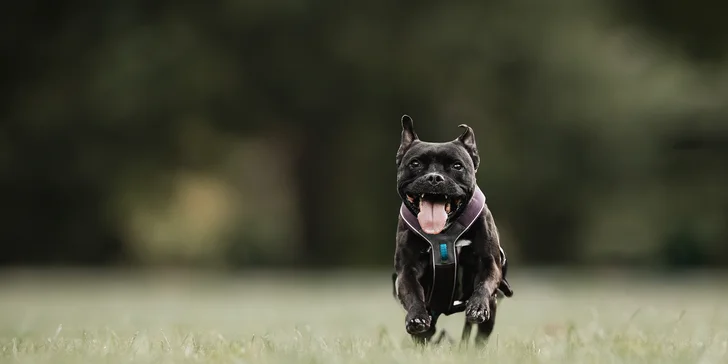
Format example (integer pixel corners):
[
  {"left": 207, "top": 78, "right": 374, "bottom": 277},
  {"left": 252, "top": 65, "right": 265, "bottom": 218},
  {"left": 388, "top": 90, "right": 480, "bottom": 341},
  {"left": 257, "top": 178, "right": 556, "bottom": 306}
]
[{"left": 392, "top": 115, "right": 513, "bottom": 345}]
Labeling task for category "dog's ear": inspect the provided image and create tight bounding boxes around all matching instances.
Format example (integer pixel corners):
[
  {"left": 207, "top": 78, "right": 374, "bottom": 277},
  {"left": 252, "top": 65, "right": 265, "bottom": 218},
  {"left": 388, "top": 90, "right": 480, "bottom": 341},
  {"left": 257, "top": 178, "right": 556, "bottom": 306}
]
[
  {"left": 396, "top": 114, "right": 419, "bottom": 165},
  {"left": 456, "top": 124, "right": 480, "bottom": 171}
]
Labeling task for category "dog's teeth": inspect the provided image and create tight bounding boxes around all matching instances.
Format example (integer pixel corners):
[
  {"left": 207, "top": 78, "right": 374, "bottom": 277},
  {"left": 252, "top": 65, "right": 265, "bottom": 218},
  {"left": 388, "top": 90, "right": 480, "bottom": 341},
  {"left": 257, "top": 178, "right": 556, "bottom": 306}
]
[{"left": 421, "top": 194, "right": 425, "bottom": 199}]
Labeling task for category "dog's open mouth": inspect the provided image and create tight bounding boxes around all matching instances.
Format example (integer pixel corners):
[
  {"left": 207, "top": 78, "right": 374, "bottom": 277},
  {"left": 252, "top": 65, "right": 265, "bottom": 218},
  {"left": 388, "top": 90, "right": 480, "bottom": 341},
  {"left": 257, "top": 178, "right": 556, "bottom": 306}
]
[{"left": 405, "top": 193, "right": 464, "bottom": 235}]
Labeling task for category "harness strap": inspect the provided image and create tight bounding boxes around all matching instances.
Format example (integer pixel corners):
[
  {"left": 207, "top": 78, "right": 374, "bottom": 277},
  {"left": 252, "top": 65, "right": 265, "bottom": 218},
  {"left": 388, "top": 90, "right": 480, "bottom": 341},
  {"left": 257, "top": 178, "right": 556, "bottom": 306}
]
[{"left": 399, "top": 186, "right": 486, "bottom": 315}]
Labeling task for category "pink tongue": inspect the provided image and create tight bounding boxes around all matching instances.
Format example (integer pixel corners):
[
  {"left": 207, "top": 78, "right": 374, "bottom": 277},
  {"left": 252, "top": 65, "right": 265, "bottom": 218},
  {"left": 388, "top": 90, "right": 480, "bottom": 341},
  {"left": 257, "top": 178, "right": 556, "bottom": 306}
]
[{"left": 418, "top": 200, "right": 448, "bottom": 234}]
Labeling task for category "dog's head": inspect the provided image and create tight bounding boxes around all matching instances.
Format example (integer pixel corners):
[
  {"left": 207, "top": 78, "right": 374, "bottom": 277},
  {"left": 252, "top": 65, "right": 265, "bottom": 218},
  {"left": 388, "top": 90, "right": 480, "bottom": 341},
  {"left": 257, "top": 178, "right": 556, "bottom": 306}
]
[{"left": 396, "top": 115, "right": 480, "bottom": 235}]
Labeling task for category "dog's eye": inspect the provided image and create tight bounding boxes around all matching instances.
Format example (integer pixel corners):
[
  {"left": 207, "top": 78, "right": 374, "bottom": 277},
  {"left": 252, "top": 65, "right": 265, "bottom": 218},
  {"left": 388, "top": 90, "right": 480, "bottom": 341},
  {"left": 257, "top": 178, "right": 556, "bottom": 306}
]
[
  {"left": 409, "top": 160, "right": 421, "bottom": 168},
  {"left": 452, "top": 162, "right": 463, "bottom": 171}
]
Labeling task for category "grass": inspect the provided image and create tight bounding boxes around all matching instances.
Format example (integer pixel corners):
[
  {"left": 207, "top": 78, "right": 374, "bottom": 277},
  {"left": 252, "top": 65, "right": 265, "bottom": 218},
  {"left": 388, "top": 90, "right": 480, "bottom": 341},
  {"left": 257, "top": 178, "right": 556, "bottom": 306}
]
[{"left": 0, "top": 269, "right": 727, "bottom": 364}]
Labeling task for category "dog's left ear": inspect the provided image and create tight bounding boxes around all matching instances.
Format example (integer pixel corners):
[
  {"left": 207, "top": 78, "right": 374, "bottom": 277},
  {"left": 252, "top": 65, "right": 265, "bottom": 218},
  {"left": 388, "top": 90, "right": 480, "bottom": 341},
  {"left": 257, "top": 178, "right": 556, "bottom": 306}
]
[
  {"left": 456, "top": 124, "right": 480, "bottom": 171},
  {"left": 396, "top": 114, "right": 419, "bottom": 165}
]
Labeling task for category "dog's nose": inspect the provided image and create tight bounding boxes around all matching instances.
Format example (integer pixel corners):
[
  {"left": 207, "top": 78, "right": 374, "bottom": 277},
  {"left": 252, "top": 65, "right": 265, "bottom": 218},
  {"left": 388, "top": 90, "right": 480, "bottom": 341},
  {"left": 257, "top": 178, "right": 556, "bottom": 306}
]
[{"left": 426, "top": 173, "right": 445, "bottom": 185}]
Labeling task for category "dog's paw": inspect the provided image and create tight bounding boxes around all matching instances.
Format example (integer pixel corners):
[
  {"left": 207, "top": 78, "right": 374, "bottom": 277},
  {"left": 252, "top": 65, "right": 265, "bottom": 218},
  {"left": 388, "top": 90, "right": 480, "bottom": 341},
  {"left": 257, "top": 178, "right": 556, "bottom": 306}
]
[
  {"left": 465, "top": 299, "right": 489, "bottom": 324},
  {"left": 405, "top": 312, "right": 431, "bottom": 334}
]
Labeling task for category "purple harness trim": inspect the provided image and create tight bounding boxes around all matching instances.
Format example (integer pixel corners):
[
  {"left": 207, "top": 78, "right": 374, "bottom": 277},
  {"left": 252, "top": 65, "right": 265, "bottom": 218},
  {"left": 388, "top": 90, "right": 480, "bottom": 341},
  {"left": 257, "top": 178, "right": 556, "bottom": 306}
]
[{"left": 399, "top": 185, "right": 486, "bottom": 235}]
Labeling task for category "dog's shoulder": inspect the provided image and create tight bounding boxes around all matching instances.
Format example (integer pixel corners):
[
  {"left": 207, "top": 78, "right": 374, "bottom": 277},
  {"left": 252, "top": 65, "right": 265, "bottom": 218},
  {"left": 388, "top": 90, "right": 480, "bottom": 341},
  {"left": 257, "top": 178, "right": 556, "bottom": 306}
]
[
  {"left": 395, "top": 216, "right": 416, "bottom": 245},
  {"left": 468, "top": 204, "right": 499, "bottom": 239},
  {"left": 480, "top": 204, "right": 514, "bottom": 296},
  {"left": 395, "top": 216, "right": 429, "bottom": 256},
  {"left": 481, "top": 204, "right": 500, "bottom": 244},
  {"left": 461, "top": 204, "right": 503, "bottom": 257}
]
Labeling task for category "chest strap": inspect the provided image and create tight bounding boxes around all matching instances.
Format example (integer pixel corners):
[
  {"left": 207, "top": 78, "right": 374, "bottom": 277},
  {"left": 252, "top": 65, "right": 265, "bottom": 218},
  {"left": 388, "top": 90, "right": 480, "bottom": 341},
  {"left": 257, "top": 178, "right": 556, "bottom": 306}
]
[{"left": 399, "top": 186, "right": 486, "bottom": 315}]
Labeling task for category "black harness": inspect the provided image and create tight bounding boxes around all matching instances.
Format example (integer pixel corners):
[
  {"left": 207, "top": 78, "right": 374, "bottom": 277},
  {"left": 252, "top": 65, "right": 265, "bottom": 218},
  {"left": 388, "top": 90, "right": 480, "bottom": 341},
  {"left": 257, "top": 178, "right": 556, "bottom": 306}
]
[{"left": 399, "top": 186, "right": 509, "bottom": 317}]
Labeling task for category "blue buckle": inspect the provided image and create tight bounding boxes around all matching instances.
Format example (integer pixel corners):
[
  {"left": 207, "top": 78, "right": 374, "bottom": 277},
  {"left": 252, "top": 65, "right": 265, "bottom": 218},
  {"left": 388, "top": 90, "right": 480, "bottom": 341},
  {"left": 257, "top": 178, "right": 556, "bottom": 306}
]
[{"left": 439, "top": 243, "right": 448, "bottom": 260}]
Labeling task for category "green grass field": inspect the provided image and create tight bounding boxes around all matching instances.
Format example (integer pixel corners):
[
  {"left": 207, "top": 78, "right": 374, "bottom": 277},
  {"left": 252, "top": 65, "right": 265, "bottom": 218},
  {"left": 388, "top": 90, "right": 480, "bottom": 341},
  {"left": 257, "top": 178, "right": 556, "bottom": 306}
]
[{"left": 0, "top": 269, "right": 727, "bottom": 364}]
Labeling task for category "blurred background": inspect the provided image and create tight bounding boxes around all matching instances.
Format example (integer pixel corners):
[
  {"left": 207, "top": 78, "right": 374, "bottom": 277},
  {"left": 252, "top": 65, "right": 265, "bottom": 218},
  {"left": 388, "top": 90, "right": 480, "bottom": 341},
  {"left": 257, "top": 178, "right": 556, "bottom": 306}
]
[{"left": 2, "top": 0, "right": 727, "bottom": 273}]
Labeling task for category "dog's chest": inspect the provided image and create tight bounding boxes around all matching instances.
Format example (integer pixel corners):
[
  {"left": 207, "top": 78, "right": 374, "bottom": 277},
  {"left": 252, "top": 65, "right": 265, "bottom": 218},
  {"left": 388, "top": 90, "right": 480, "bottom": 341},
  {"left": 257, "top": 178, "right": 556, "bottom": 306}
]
[
  {"left": 418, "top": 238, "right": 476, "bottom": 265},
  {"left": 419, "top": 238, "right": 478, "bottom": 282},
  {"left": 415, "top": 237, "right": 478, "bottom": 312}
]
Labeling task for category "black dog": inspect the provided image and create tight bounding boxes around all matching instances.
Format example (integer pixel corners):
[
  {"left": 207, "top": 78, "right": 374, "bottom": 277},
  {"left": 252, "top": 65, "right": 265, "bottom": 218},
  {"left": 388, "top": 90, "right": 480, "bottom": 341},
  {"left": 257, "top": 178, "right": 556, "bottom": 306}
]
[{"left": 391, "top": 115, "right": 513, "bottom": 345}]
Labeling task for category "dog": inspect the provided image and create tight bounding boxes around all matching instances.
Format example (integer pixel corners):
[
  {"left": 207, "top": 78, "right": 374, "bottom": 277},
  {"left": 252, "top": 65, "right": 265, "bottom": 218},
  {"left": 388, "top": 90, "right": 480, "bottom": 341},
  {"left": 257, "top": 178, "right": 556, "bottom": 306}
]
[{"left": 391, "top": 114, "right": 513, "bottom": 346}]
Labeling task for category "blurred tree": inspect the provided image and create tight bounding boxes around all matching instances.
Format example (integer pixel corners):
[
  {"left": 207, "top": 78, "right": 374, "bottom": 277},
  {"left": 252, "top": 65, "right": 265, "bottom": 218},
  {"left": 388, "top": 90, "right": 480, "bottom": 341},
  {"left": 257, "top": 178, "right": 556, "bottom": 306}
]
[
  {"left": 1, "top": 0, "right": 727, "bottom": 269},
  {"left": 617, "top": 0, "right": 728, "bottom": 61}
]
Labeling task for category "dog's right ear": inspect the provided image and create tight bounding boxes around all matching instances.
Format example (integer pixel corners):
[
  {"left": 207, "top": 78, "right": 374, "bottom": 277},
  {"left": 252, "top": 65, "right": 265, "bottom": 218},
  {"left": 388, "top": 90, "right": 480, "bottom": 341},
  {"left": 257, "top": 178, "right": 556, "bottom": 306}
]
[{"left": 396, "top": 114, "right": 419, "bottom": 165}]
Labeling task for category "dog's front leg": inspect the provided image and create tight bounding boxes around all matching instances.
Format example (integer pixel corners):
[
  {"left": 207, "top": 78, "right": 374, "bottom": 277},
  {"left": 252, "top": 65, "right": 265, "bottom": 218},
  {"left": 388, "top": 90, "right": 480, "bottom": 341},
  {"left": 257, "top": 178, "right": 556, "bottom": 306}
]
[
  {"left": 465, "top": 254, "right": 501, "bottom": 324},
  {"left": 395, "top": 267, "right": 431, "bottom": 335}
]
